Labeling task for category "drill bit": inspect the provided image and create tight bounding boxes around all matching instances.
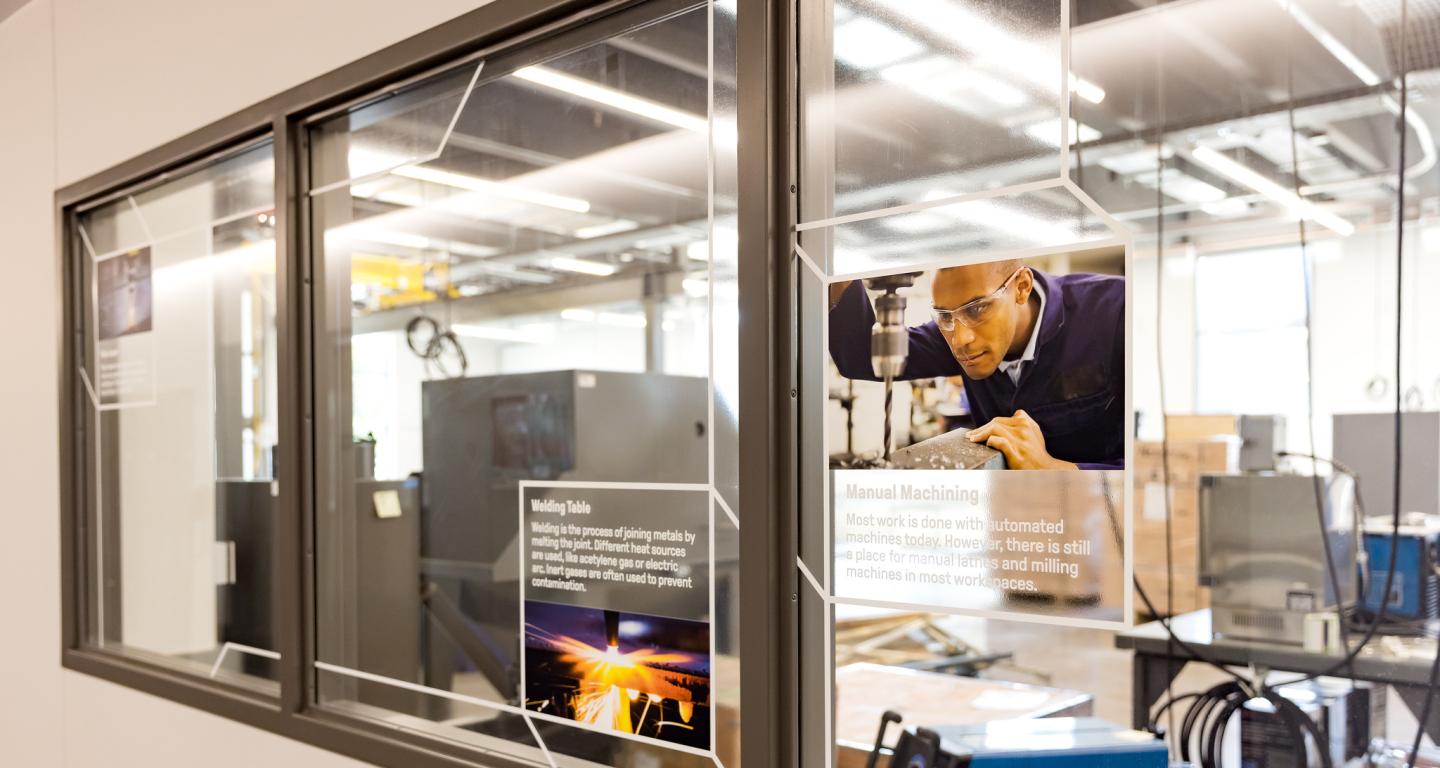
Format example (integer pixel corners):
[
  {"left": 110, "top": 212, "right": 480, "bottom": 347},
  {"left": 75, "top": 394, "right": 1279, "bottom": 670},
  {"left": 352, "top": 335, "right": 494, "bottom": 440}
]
[{"left": 882, "top": 375, "right": 894, "bottom": 461}]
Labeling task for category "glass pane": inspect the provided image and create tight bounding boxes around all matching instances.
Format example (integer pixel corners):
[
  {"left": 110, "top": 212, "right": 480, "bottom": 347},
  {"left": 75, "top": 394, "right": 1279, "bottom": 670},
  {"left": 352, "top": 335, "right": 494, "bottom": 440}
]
[
  {"left": 310, "top": 63, "right": 480, "bottom": 191},
  {"left": 800, "top": 0, "right": 1066, "bottom": 221},
  {"left": 83, "top": 144, "right": 275, "bottom": 258},
  {"left": 819, "top": 184, "right": 1115, "bottom": 277},
  {"left": 77, "top": 141, "right": 279, "bottom": 691},
  {"left": 798, "top": 0, "right": 1440, "bottom": 764},
  {"left": 310, "top": 3, "right": 736, "bottom": 764}
]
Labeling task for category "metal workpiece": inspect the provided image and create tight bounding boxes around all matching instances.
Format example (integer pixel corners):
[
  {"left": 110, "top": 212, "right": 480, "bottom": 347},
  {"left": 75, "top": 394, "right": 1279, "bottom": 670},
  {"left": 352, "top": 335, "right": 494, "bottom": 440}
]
[{"left": 887, "top": 429, "right": 1007, "bottom": 470}]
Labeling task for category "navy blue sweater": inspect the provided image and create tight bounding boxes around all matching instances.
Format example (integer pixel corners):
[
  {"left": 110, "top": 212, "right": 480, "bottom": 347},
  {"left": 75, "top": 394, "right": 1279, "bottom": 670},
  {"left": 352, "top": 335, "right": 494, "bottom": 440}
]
[{"left": 829, "top": 270, "right": 1126, "bottom": 469}]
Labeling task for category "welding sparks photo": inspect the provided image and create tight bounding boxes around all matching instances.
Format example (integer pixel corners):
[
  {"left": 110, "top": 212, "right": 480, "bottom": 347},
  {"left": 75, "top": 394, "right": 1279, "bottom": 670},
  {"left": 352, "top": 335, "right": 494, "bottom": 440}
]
[{"left": 523, "top": 601, "right": 711, "bottom": 749}]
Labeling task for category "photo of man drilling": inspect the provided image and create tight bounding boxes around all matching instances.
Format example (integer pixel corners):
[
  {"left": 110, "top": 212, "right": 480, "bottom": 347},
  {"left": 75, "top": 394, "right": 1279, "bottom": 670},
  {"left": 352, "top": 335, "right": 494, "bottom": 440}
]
[{"left": 828, "top": 257, "right": 1125, "bottom": 470}]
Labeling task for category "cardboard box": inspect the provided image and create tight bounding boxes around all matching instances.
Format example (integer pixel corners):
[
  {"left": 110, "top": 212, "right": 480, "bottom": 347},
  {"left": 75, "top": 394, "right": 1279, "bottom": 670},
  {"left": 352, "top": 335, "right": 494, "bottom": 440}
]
[
  {"left": 1135, "top": 439, "right": 1232, "bottom": 486},
  {"left": 1165, "top": 414, "right": 1239, "bottom": 441},
  {"left": 1134, "top": 563, "right": 1207, "bottom": 617},
  {"left": 1130, "top": 439, "right": 1228, "bottom": 617}
]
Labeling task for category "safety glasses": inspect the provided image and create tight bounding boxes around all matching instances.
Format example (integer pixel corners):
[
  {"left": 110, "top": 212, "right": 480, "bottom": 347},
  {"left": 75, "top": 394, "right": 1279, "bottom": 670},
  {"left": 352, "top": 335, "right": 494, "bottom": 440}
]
[{"left": 931, "top": 267, "right": 1023, "bottom": 331}]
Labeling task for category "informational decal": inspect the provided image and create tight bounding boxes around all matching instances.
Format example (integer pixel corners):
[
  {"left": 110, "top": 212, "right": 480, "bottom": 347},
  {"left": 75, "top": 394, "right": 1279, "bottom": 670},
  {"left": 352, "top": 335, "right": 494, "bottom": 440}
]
[
  {"left": 92, "top": 246, "right": 157, "bottom": 407},
  {"left": 834, "top": 469, "right": 1123, "bottom": 617},
  {"left": 824, "top": 252, "right": 1131, "bottom": 625},
  {"left": 520, "top": 483, "right": 711, "bottom": 750}
]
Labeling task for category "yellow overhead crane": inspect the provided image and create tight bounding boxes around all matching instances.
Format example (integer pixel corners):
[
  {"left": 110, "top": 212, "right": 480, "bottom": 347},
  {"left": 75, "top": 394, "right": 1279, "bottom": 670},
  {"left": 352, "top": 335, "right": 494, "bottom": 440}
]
[{"left": 350, "top": 251, "right": 459, "bottom": 310}]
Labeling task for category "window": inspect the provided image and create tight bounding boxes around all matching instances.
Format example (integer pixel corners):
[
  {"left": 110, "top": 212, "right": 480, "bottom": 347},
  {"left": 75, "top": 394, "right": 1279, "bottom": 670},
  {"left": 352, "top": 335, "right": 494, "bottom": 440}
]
[
  {"left": 59, "top": 1, "right": 1440, "bottom": 766},
  {"left": 61, "top": 3, "right": 757, "bottom": 768},
  {"left": 1195, "top": 247, "right": 1312, "bottom": 424},
  {"left": 73, "top": 141, "right": 280, "bottom": 690},
  {"left": 306, "top": 2, "right": 741, "bottom": 766}
]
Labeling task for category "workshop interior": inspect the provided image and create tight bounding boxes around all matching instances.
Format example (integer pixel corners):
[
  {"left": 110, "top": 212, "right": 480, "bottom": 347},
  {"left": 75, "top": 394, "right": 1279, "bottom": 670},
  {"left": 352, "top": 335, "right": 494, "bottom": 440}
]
[{"left": 48, "top": 0, "right": 1440, "bottom": 766}]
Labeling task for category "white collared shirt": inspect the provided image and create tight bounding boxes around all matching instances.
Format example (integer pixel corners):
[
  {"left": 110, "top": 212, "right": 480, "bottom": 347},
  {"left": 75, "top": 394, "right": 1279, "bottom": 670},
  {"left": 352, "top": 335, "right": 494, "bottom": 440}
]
[{"left": 996, "top": 282, "right": 1045, "bottom": 386}]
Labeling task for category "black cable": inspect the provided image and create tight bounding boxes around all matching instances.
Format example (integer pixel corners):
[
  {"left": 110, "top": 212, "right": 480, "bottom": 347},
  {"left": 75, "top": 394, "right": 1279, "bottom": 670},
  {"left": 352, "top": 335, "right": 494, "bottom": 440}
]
[{"left": 1100, "top": 478, "right": 1250, "bottom": 692}]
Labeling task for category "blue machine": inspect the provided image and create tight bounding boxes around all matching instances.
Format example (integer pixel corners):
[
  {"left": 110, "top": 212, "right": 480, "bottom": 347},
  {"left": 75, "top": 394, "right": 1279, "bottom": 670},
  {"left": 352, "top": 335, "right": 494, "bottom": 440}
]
[
  {"left": 1359, "top": 519, "right": 1440, "bottom": 625},
  {"left": 869, "top": 714, "right": 1168, "bottom": 768}
]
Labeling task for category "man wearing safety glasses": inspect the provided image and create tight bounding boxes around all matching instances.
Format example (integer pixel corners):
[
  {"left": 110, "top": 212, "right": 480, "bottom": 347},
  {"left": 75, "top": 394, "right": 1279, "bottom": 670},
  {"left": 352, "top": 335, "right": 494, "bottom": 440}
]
[{"left": 828, "top": 259, "right": 1124, "bottom": 470}]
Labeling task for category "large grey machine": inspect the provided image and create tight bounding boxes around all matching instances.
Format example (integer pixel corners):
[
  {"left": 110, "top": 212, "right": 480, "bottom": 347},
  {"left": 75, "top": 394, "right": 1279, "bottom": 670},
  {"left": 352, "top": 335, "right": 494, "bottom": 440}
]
[
  {"left": 1199, "top": 416, "right": 1358, "bottom": 644},
  {"left": 419, "top": 370, "right": 711, "bottom": 702},
  {"left": 1333, "top": 412, "right": 1439, "bottom": 521}
]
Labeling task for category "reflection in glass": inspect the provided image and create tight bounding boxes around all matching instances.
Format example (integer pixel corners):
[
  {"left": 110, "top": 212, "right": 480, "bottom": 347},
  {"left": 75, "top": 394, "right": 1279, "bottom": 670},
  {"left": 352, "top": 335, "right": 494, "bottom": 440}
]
[
  {"left": 78, "top": 141, "right": 280, "bottom": 690},
  {"left": 804, "top": 0, "right": 1067, "bottom": 220},
  {"left": 800, "top": 0, "right": 1440, "bottom": 763},
  {"left": 309, "top": 3, "right": 736, "bottom": 765}
]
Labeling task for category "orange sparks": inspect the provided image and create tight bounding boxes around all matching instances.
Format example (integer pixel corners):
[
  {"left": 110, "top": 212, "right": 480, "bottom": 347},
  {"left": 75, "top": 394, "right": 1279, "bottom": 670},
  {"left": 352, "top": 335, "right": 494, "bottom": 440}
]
[{"left": 530, "top": 628, "right": 699, "bottom": 735}]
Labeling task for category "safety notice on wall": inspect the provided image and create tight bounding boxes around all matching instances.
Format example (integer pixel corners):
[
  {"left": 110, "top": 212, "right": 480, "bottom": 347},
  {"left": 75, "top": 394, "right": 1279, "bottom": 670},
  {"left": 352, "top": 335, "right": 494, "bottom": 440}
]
[
  {"left": 92, "top": 246, "right": 156, "bottom": 407},
  {"left": 519, "top": 483, "right": 712, "bottom": 751}
]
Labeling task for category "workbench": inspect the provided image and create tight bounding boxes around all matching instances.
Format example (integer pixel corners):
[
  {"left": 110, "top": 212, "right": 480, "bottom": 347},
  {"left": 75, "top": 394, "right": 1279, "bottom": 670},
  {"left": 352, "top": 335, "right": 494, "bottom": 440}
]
[
  {"left": 1116, "top": 609, "right": 1440, "bottom": 741},
  {"left": 834, "top": 662, "right": 1093, "bottom": 767}
]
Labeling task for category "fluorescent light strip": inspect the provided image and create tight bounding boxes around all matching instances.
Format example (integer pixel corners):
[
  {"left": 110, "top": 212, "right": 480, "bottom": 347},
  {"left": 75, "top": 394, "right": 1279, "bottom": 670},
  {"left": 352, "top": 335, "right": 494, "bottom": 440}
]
[
  {"left": 451, "top": 324, "right": 552, "bottom": 344},
  {"left": 878, "top": 0, "right": 1105, "bottom": 104},
  {"left": 1023, "top": 117, "right": 1101, "bottom": 148},
  {"left": 573, "top": 219, "right": 639, "bottom": 239},
  {"left": 391, "top": 165, "right": 590, "bottom": 213},
  {"left": 513, "top": 66, "right": 707, "bottom": 133},
  {"left": 560, "top": 307, "right": 647, "bottom": 328},
  {"left": 550, "top": 256, "right": 617, "bottom": 276},
  {"left": 1274, "top": 0, "right": 1381, "bottom": 86},
  {"left": 1190, "top": 145, "right": 1354, "bottom": 236},
  {"left": 881, "top": 56, "right": 1029, "bottom": 111},
  {"left": 834, "top": 17, "right": 925, "bottom": 69}
]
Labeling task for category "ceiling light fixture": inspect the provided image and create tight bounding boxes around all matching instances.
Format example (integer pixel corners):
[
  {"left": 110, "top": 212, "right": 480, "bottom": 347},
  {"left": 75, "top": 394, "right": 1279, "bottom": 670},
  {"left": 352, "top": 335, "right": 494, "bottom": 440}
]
[
  {"left": 391, "top": 165, "right": 591, "bottom": 213},
  {"left": 450, "top": 324, "right": 552, "bottom": 344},
  {"left": 513, "top": 66, "right": 707, "bottom": 133},
  {"left": 573, "top": 219, "right": 640, "bottom": 239},
  {"left": 550, "top": 256, "right": 618, "bottom": 276},
  {"left": 1190, "top": 145, "right": 1354, "bottom": 236},
  {"left": 878, "top": 0, "right": 1105, "bottom": 104},
  {"left": 833, "top": 17, "right": 925, "bottom": 70},
  {"left": 1022, "top": 117, "right": 1101, "bottom": 148},
  {"left": 559, "top": 307, "right": 646, "bottom": 328}
]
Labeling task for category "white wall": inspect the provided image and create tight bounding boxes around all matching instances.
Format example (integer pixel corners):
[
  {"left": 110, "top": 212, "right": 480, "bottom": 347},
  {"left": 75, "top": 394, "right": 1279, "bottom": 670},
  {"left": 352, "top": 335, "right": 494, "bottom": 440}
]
[
  {"left": 0, "top": 0, "right": 495, "bottom": 765},
  {"left": 1136, "top": 227, "right": 1440, "bottom": 454}
]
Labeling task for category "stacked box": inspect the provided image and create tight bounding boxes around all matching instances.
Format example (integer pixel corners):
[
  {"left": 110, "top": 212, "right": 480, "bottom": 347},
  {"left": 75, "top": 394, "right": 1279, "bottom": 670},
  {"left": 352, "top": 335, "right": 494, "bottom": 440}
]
[{"left": 1133, "top": 439, "right": 1233, "bottom": 617}]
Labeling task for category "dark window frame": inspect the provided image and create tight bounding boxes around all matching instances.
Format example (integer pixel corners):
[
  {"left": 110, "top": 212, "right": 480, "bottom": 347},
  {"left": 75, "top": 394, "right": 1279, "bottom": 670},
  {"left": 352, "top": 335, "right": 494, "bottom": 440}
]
[{"left": 55, "top": 1, "right": 798, "bottom": 766}]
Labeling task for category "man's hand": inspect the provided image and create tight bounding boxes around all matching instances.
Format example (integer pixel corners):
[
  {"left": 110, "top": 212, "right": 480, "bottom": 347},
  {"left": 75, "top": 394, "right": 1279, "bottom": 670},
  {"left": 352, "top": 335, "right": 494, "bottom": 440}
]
[{"left": 966, "top": 410, "right": 1077, "bottom": 470}]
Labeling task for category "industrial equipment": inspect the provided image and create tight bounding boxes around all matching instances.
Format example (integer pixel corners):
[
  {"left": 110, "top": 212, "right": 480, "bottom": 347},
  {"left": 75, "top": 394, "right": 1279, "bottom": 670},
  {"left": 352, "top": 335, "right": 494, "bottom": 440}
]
[
  {"left": 866, "top": 714, "right": 1167, "bottom": 767},
  {"left": 419, "top": 370, "right": 712, "bottom": 698},
  {"left": 866, "top": 272, "right": 921, "bottom": 460},
  {"left": 1240, "top": 678, "right": 1384, "bottom": 767},
  {"left": 1333, "top": 412, "right": 1439, "bottom": 520},
  {"left": 1194, "top": 414, "right": 1358, "bottom": 644},
  {"left": 1358, "top": 515, "right": 1440, "bottom": 629},
  {"left": 1199, "top": 472, "right": 1357, "bottom": 644}
]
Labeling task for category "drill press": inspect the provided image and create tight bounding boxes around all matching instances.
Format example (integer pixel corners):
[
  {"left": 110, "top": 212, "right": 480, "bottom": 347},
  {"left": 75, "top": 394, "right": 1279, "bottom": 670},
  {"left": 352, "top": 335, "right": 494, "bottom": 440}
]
[{"left": 865, "top": 273, "right": 921, "bottom": 461}]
